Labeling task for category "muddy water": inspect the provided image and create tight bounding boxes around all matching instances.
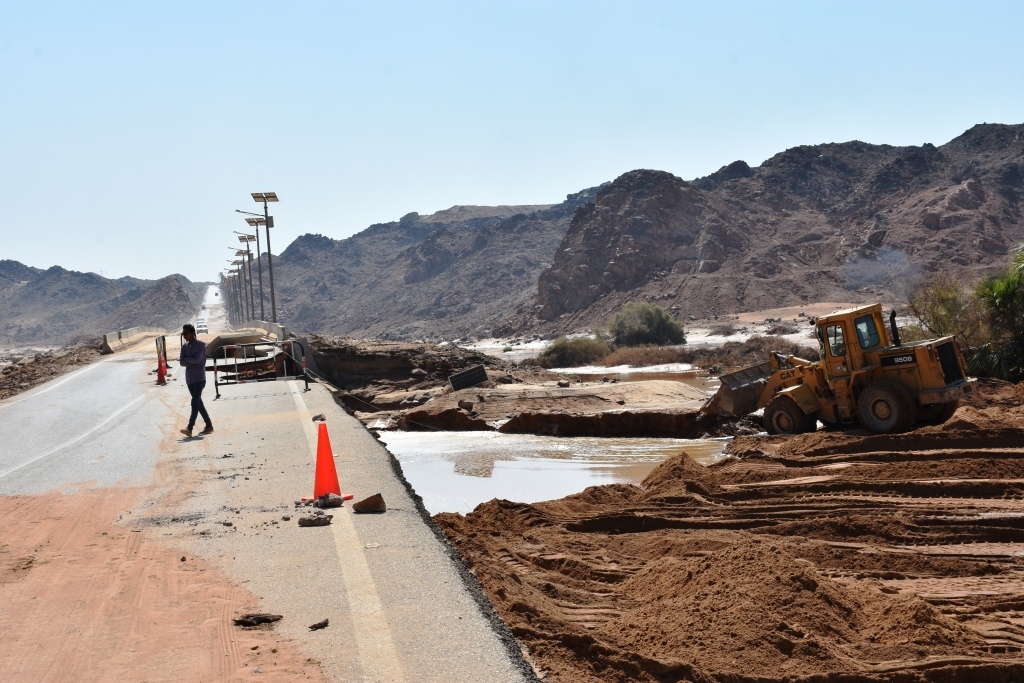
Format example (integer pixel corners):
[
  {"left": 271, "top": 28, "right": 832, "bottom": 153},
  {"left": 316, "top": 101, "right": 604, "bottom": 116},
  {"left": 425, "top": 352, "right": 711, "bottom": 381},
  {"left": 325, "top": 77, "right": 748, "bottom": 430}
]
[{"left": 378, "top": 431, "right": 730, "bottom": 514}]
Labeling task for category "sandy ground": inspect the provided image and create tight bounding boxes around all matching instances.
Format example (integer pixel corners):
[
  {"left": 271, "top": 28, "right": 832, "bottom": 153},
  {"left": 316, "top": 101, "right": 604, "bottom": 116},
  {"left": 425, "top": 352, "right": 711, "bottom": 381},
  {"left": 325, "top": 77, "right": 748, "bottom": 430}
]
[
  {"left": 0, "top": 486, "right": 324, "bottom": 683},
  {"left": 436, "top": 379, "right": 1024, "bottom": 682}
]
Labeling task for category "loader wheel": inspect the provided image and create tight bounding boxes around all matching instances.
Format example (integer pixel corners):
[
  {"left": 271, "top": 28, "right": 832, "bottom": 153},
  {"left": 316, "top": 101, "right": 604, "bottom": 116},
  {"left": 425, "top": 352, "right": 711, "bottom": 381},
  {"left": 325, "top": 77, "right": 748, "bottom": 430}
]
[
  {"left": 917, "top": 400, "right": 959, "bottom": 425},
  {"left": 857, "top": 380, "right": 917, "bottom": 434},
  {"left": 764, "top": 396, "right": 811, "bottom": 435}
]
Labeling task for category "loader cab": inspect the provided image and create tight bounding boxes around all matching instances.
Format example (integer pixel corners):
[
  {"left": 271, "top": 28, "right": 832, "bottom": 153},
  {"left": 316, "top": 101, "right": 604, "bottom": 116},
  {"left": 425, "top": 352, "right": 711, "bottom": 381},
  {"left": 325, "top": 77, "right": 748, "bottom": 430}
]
[{"left": 814, "top": 305, "right": 889, "bottom": 381}]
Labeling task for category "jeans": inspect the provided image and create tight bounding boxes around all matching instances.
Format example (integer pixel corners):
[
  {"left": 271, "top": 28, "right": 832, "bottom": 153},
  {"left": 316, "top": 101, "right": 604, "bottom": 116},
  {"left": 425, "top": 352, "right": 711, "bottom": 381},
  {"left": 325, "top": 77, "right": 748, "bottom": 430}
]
[{"left": 187, "top": 381, "right": 212, "bottom": 431}]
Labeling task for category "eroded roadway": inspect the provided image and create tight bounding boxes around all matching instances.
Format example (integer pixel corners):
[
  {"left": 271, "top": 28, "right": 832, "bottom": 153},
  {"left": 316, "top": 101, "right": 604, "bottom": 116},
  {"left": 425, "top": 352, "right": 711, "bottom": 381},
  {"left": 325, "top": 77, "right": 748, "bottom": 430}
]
[{"left": 0, "top": 324, "right": 532, "bottom": 682}]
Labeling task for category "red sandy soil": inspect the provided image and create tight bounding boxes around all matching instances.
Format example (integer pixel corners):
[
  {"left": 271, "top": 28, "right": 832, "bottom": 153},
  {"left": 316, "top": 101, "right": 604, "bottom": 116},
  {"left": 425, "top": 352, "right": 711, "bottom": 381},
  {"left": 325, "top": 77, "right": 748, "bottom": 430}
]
[
  {"left": 436, "top": 378, "right": 1024, "bottom": 682},
  {"left": 0, "top": 487, "right": 325, "bottom": 683}
]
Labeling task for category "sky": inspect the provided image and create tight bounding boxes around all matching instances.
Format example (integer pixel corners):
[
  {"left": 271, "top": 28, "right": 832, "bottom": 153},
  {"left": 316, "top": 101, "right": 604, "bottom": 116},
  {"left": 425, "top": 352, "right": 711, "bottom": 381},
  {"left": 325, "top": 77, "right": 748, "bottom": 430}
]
[{"left": 2, "top": 1, "right": 1023, "bottom": 282}]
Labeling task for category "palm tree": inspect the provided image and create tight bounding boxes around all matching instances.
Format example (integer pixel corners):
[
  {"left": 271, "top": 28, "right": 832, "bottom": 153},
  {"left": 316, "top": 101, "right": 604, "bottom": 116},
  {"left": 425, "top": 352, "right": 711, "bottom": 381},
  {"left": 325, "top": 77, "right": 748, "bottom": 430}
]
[{"left": 969, "top": 243, "right": 1024, "bottom": 382}]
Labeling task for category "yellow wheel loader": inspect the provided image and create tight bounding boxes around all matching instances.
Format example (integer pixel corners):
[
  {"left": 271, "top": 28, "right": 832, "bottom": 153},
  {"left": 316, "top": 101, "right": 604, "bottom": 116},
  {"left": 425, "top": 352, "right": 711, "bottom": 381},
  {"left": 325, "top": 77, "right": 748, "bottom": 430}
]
[{"left": 704, "top": 304, "right": 976, "bottom": 434}]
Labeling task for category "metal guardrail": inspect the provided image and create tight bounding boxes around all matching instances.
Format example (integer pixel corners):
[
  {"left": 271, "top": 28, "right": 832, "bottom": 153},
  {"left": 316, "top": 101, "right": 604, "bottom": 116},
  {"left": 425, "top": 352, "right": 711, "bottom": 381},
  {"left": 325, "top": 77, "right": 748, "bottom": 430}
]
[
  {"left": 231, "top": 319, "right": 286, "bottom": 340},
  {"left": 211, "top": 338, "right": 311, "bottom": 398}
]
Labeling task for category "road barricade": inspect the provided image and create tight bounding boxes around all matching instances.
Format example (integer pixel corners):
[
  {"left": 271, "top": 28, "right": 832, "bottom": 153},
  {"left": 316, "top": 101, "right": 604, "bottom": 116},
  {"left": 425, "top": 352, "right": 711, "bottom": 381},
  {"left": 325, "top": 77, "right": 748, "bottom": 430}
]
[{"left": 211, "top": 338, "right": 312, "bottom": 398}]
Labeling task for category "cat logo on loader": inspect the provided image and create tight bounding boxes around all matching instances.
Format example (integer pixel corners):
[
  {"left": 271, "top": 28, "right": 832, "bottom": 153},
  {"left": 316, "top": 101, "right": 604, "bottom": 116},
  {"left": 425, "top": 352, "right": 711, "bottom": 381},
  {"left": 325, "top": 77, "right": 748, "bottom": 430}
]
[{"left": 703, "top": 304, "right": 976, "bottom": 434}]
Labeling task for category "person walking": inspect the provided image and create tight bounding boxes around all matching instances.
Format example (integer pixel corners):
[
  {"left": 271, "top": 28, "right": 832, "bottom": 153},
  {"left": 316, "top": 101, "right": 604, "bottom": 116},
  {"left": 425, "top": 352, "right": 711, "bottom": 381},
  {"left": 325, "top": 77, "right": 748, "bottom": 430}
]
[{"left": 179, "top": 323, "right": 213, "bottom": 437}]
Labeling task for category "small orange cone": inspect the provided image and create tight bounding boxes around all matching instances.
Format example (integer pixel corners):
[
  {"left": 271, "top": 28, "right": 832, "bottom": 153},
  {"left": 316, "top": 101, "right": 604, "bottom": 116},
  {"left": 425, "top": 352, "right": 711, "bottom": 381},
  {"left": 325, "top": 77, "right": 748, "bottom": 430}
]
[{"left": 309, "top": 423, "right": 353, "bottom": 501}]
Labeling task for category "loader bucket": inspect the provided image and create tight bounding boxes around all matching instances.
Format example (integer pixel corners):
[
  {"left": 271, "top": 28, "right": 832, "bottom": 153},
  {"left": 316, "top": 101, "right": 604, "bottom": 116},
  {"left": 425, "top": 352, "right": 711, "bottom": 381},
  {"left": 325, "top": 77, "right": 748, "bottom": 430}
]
[{"left": 704, "top": 361, "right": 773, "bottom": 417}]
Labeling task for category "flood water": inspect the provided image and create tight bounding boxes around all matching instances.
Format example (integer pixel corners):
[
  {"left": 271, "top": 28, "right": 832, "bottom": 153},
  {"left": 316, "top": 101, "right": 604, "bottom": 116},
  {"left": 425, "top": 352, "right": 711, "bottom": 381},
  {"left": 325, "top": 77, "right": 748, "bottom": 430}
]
[{"left": 378, "top": 431, "right": 730, "bottom": 514}]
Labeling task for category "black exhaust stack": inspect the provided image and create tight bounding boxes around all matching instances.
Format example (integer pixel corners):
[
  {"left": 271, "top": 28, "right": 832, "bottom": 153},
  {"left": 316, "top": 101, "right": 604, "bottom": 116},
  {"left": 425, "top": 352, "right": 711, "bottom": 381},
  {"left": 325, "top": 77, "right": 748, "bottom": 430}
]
[{"left": 889, "top": 310, "right": 902, "bottom": 347}]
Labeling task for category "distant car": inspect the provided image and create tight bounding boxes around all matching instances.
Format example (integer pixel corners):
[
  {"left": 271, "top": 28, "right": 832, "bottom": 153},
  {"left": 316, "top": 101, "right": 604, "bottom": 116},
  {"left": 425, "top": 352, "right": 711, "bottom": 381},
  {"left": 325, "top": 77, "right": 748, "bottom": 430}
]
[
  {"left": 196, "top": 324, "right": 209, "bottom": 334},
  {"left": 196, "top": 318, "right": 206, "bottom": 324}
]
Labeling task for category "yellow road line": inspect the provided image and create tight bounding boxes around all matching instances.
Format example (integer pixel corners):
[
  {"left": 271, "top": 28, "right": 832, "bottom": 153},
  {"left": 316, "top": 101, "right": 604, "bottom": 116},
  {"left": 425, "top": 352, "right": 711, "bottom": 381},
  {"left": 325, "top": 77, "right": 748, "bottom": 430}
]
[{"left": 289, "top": 382, "right": 405, "bottom": 683}]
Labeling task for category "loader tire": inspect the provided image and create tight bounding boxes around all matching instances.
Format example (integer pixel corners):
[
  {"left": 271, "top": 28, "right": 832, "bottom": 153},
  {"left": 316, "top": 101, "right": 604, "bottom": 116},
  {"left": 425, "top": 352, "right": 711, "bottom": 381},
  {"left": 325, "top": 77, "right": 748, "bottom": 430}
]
[
  {"left": 917, "top": 400, "right": 959, "bottom": 425},
  {"left": 764, "top": 396, "right": 812, "bottom": 435},
  {"left": 857, "top": 380, "right": 917, "bottom": 434}
]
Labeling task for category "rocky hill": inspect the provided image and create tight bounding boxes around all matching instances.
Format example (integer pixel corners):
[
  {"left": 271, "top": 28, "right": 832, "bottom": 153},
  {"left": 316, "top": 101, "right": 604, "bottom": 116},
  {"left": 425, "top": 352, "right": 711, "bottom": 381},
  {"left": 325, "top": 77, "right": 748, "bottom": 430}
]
[
  {"left": 100, "top": 274, "right": 205, "bottom": 333},
  {"left": 518, "top": 123, "right": 1024, "bottom": 335},
  {"left": 268, "top": 122, "right": 1023, "bottom": 341},
  {"left": 273, "top": 191, "right": 602, "bottom": 339},
  {"left": 0, "top": 261, "right": 207, "bottom": 345}
]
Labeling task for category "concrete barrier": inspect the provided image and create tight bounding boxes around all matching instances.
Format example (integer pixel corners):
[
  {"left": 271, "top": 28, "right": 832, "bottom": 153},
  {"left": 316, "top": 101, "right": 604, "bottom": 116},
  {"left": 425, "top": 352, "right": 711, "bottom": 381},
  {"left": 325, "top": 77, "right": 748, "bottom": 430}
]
[
  {"left": 233, "top": 319, "right": 287, "bottom": 340},
  {"left": 101, "top": 325, "right": 174, "bottom": 354}
]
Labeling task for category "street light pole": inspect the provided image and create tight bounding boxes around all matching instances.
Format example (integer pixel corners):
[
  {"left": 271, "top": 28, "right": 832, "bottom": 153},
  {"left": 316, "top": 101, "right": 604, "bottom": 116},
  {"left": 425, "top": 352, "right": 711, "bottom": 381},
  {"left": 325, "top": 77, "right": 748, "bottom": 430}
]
[
  {"left": 231, "top": 254, "right": 251, "bottom": 321},
  {"left": 237, "top": 216, "right": 267, "bottom": 321},
  {"left": 237, "top": 214, "right": 270, "bottom": 321},
  {"left": 250, "top": 192, "right": 279, "bottom": 323},
  {"left": 235, "top": 234, "right": 258, "bottom": 321},
  {"left": 227, "top": 264, "right": 243, "bottom": 325}
]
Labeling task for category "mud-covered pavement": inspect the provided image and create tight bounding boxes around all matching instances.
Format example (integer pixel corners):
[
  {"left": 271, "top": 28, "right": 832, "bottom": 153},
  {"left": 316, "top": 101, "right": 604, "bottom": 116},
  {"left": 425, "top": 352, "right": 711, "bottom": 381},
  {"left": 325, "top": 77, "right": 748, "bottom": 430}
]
[{"left": 435, "top": 379, "right": 1024, "bottom": 682}]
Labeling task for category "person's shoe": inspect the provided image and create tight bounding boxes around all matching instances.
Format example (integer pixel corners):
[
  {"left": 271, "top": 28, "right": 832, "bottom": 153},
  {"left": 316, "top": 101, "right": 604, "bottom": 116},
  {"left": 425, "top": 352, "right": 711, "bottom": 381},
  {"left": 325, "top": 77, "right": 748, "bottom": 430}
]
[
  {"left": 200, "top": 425, "right": 214, "bottom": 435},
  {"left": 180, "top": 428, "right": 193, "bottom": 437}
]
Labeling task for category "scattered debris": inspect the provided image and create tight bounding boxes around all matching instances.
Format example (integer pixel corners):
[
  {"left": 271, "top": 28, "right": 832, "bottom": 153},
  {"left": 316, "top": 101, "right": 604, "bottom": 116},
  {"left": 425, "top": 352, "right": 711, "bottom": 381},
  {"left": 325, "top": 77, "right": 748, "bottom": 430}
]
[
  {"left": 308, "top": 619, "right": 329, "bottom": 631},
  {"left": 232, "top": 613, "right": 283, "bottom": 627},
  {"left": 298, "top": 515, "right": 332, "bottom": 527},
  {"left": 352, "top": 493, "right": 386, "bottom": 514},
  {"left": 311, "top": 413, "right": 326, "bottom": 422},
  {"left": 313, "top": 493, "right": 345, "bottom": 509}
]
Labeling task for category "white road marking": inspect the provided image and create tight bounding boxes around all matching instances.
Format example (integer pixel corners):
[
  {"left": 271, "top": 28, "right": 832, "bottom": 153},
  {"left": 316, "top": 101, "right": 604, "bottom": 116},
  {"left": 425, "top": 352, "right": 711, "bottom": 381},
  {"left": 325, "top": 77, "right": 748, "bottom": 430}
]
[
  {"left": 0, "top": 395, "right": 145, "bottom": 480},
  {"left": 289, "top": 382, "right": 405, "bottom": 683},
  {"left": 0, "top": 360, "right": 107, "bottom": 411}
]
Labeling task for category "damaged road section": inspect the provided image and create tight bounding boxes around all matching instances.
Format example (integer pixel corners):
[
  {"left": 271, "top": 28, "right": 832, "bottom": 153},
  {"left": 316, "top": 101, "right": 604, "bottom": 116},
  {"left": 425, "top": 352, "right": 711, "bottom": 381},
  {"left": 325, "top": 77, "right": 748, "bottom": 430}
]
[
  {"left": 435, "top": 379, "right": 1024, "bottom": 682},
  {"left": 310, "top": 335, "right": 758, "bottom": 438}
]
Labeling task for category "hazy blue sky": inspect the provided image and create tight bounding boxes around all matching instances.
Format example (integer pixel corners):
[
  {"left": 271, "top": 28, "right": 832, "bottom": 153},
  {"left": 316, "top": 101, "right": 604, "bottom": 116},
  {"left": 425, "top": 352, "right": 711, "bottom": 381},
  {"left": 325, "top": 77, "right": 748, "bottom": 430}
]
[{"left": 2, "top": 1, "right": 1022, "bottom": 282}]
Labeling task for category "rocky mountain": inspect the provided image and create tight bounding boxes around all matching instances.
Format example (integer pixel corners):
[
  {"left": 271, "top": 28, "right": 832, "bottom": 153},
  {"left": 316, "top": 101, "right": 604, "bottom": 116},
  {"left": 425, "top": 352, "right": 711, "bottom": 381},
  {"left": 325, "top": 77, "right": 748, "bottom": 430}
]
[
  {"left": 266, "top": 122, "right": 1023, "bottom": 341},
  {"left": 99, "top": 274, "right": 205, "bottom": 334},
  {"left": 0, "top": 261, "right": 207, "bottom": 345},
  {"left": 518, "top": 123, "right": 1024, "bottom": 335},
  {"left": 273, "top": 191, "right": 602, "bottom": 339}
]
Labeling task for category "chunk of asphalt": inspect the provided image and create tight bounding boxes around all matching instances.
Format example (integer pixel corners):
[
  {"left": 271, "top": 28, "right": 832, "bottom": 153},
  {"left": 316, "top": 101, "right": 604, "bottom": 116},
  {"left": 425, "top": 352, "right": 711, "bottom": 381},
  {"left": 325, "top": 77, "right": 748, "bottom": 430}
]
[
  {"left": 298, "top": 515, "right": 332, "bottom": 527},
  {"left": 233, "top": 613, "right": 283, "bottom": 627},
  {"left": 352, "top": 493, "right": 386, "bottom": 514},
  {"left": 309, "top": 618, "right": 329, "bottom": 631}
]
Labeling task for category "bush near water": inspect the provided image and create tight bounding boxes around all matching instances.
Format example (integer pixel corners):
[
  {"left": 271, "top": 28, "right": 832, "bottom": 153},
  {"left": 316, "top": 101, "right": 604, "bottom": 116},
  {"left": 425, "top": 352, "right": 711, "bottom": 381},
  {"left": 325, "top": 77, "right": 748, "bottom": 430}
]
[
  {"left": 609, "top": 302, "right": 685, "bottom": 346},
  {"left": 530, "top": 336, "right": 612, "bottom": 368}
]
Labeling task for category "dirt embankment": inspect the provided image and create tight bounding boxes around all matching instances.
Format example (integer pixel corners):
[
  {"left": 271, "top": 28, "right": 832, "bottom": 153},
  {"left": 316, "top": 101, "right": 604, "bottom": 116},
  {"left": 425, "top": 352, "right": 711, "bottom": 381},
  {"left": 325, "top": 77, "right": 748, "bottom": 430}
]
[
  {"left": 435, "top": 378, "right": 1024, "bottom": 682},
  {"left": 0, "top": 342, "right": 103, "bottom": 401}
]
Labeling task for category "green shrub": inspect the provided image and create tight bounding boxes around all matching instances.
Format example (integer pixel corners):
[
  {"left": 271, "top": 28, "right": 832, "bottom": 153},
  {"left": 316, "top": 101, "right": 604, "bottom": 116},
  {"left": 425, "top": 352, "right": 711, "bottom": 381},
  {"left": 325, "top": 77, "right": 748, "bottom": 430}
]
[
  {"left": 969, "top": 262, "right": 1024, "bottom": 381},
  {"left": 536, "top": 336, "right": 611, "bottom": 368},
  {"left": 609, "top": 302, "right": 685, "bottom": 346},
  {"left": 502, "top": 346, "right": 513, "bottom": 353}
]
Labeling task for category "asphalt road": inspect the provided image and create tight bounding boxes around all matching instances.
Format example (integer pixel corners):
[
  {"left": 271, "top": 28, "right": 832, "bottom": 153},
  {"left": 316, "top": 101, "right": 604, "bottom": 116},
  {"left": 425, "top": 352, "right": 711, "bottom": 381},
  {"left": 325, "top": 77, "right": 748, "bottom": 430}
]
[{"left": 0, "top": 290, "right": 533, "bottom": 683}]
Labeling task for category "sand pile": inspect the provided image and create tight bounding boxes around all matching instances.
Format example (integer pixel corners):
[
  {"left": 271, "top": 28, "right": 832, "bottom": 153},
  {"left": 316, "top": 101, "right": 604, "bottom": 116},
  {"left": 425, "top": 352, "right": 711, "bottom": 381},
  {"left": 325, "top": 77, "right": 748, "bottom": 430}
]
[{"left": 436, "top": 378, "right": 1024, "bottom": 682}]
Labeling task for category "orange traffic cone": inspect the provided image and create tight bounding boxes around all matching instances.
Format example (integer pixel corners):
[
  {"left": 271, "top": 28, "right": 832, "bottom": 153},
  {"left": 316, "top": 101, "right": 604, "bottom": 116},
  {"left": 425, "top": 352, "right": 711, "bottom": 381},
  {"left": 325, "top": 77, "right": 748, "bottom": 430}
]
[{"left": 309, "top": 423, "right": 353, "bottom": 501}]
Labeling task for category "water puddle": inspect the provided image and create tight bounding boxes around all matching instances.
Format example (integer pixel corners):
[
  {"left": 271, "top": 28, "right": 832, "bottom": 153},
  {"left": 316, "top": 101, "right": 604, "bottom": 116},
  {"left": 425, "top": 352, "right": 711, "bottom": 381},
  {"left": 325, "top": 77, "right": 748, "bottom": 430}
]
[{"left": 378, "top": 431, "right": 730, "bottom": 514}]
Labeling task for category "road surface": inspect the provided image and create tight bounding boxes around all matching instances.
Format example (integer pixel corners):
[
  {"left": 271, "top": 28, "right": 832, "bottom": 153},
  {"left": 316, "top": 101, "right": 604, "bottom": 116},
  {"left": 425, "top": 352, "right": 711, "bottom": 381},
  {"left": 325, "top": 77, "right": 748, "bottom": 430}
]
[{"left": 0, "top": 286, "right": 533, "bottom": 683}]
